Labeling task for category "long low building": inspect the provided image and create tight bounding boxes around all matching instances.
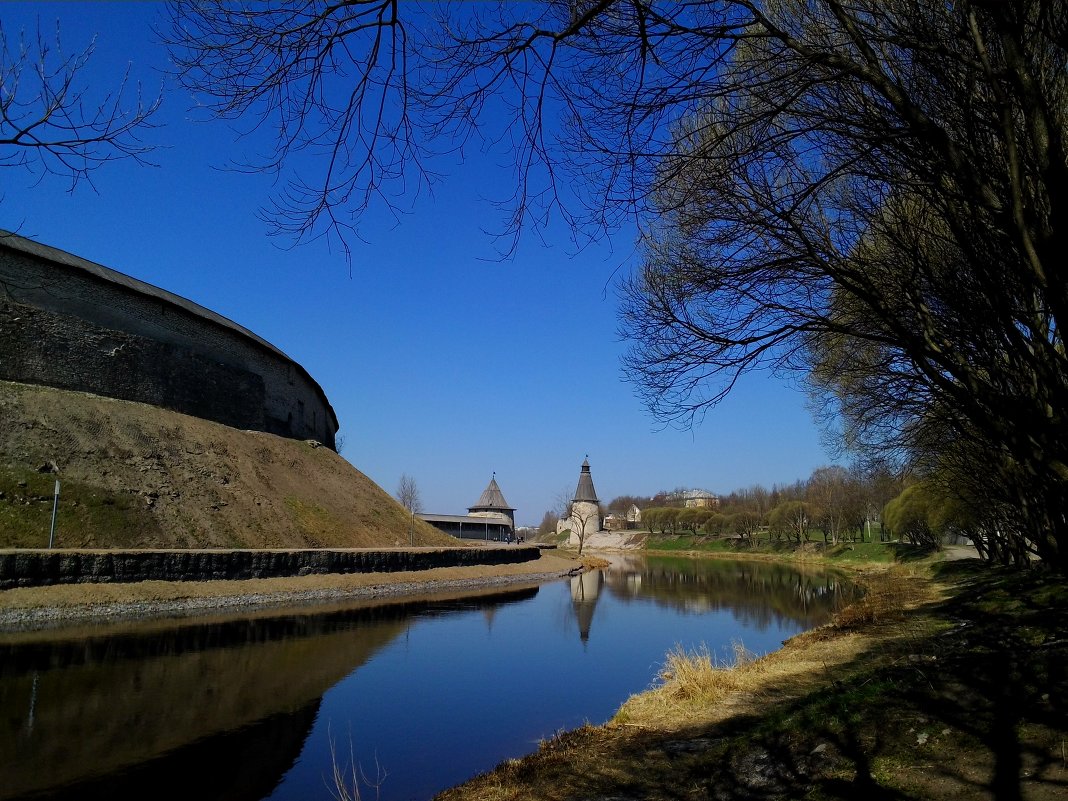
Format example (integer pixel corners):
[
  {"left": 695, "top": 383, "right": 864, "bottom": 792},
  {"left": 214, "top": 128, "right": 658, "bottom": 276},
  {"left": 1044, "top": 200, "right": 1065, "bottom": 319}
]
[
  {"left": 416, "top": 513, "right": 514, "bottom": 541},
  {"left": 420, "top": 475, "right": 516, "bottom": 541}
]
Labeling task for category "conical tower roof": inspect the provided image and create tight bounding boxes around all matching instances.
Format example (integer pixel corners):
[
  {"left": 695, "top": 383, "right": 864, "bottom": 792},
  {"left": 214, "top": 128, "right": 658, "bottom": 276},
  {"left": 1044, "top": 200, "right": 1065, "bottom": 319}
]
[
  {"left": 573, "top": 457, "right": 599, "bottom": 503},
  {"left": 469, "top": 474, "right": 515, "bottom": 512}
]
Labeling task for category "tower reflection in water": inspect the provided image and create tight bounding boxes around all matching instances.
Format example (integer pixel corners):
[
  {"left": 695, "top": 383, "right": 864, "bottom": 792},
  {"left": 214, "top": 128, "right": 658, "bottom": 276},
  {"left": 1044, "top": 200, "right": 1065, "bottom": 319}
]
[{"left": 568, "top": 555, "right": 856, "bottom": 644}]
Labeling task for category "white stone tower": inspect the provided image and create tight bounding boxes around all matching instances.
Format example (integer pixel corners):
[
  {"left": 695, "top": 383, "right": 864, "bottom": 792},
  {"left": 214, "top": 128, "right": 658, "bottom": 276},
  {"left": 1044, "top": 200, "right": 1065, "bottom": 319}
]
[{"left": 560, "top": 457, "right": 602, "bottom": 546}]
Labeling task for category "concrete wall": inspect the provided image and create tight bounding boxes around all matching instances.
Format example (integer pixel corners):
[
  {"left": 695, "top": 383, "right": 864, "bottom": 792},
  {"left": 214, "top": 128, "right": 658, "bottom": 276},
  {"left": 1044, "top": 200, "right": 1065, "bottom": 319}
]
[
  {"left": 0, "top": 236, "right": 337, "bottom": 448},
  {"left": 0, "top": 546, "right": 542, "bottom": 589}
]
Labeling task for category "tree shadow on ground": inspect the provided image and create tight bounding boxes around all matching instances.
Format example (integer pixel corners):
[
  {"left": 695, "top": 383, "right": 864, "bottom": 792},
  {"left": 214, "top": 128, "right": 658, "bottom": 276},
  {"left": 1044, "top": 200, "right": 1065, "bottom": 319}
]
[{"left": 886, "top": 542, "right": 942, "bottom": 562}]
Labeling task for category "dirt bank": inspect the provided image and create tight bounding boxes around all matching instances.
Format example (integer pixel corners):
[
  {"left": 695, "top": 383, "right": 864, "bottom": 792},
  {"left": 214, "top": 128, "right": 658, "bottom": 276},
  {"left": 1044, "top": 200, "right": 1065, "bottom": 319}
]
[
  {"left": 0, "top": 551, "right": 582, "bottom": 631},
  {"left": 0, "top": 380, "right": 454, "bottom": 549},
  {"left": 436, "top": 558, "right": 1068, "bottom": 800}
]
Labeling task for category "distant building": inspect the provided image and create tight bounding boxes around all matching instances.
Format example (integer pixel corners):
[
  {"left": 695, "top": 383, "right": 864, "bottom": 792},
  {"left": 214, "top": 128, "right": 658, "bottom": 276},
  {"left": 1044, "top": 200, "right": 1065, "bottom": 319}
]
[
  {"left": 557, "top": 457, "right": 604, "bottom": 544},
  {"left": 681, "top": 489, "right": 719, "bottom": 509},
  {"left": 605, "top": 503, "right": 642, "bottom": 531},
  {"left": 467, "top": 474, "right": 516, "bottom": 531},
  {"left": 419, "top": 474, "right": 516, "bottom": 541}
]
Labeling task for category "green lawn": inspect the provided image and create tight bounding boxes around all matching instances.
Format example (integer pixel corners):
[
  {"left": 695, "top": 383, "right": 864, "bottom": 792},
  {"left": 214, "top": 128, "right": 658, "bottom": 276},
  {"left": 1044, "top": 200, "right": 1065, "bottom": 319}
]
[{"left": 644, "top": 532, "right": 936, "bottom": 564}]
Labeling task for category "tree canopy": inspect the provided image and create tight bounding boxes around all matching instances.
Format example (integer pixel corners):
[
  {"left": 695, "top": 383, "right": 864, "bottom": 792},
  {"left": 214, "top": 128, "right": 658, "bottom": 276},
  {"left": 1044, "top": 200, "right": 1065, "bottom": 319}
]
[{"left": 165, "top": 1, "right": 1068, "bottom": 570}]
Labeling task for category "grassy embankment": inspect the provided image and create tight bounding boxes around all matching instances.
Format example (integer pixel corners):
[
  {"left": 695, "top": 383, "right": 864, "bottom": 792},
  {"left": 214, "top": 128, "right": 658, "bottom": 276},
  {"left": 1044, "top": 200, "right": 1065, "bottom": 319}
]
[
  {"left": 644, "top": 532, "right": 932, "bottom": 565},
  {"left": 436, "top": 552, "right": 1068, "bottom": 800}
]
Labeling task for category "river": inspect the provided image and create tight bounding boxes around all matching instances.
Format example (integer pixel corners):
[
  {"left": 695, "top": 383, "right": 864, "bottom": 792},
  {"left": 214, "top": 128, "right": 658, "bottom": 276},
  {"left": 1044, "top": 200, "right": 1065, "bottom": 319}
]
[{"left": 0, "top": 555, "right": 857, "bottom": 801}]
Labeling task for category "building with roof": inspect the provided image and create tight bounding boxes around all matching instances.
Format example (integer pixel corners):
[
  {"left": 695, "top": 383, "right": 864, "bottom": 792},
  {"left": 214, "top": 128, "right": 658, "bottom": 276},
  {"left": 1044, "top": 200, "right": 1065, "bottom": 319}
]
[
  {"left": 681, "top": 489, "right": 719, "bottom": 509},
  {"left": 557, "top": 457, "right": 604, "bottom": 545},
  {"left": 0, "top": 232, "right": 338, "bottom": 449},
  {"left": 419, "top": 474, "right": 516, "bottom": 541}
]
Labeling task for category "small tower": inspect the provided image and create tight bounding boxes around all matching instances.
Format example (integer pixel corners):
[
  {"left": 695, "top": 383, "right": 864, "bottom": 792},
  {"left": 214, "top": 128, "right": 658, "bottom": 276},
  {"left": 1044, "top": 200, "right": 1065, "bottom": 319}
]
[
  {"left": 560, "top": 457, "right": 602, "bottom": 545},
  {"left": 467, "top": 473, "right": 516, "bottom": 535}
]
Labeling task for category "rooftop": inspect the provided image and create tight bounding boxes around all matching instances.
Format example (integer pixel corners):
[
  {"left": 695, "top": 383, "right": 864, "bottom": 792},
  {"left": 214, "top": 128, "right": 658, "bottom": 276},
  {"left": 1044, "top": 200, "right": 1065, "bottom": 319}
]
[
  {"left": 573, "top": 458, "right": 599, "bottom": 503},
  {"left": 469, "top": 475, "right": 515, "bottom": 512}
]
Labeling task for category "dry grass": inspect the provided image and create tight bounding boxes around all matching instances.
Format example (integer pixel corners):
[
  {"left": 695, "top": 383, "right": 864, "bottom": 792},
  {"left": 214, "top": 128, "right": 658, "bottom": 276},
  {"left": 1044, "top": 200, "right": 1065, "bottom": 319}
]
[
  {"left": 610, "top": 625, "right": 868, "bottom": 732},
  {"left": 577, "top": 555, "right": 611, "bottom": 570},
  {"left": 0, "top": 380, "right": 455, "bottom": 550},
  {"left": 831, "top": 563, "right": 933, "bottom": 628},
  {"left": 608, "top": 568, "right": 939, "bottom": 734},
  {"left": 654, "top": 641, "right": 758, "bottom": 702}
]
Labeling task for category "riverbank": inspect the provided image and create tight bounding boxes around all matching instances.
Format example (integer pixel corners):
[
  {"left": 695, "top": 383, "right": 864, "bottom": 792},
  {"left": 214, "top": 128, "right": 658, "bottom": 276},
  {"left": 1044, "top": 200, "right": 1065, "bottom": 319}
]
[
  {"left": 436, "top": 556, "right": 1068, "bottom": 800},
  {"left": 0, "top": 551, "right": 584, "bottom": 631}
]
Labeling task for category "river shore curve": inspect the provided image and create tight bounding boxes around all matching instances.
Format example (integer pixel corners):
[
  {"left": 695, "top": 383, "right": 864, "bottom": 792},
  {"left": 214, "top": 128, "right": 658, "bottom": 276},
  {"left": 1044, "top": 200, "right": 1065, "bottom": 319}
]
[{"left": 0, "top": 550, "right": 583, "bottom": 631}]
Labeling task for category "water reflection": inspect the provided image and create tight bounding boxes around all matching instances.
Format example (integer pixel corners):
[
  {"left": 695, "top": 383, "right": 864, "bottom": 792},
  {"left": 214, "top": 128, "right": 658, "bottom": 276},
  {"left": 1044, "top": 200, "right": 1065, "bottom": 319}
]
[
  {"left": 1, "top": 558, "right": 856, "bottom": 801},
  {"left": 0, "top": 587, "right": 538, "bottom": 801},
  {"left": 570, "top": 555, "right": 857, "bottom": 643}
]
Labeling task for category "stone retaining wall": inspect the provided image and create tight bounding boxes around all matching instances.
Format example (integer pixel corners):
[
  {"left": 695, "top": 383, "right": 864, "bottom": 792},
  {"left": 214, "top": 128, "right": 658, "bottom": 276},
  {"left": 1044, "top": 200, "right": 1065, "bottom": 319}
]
[{"left": 0, "top": 546, "right": 541, "bottom": 589}]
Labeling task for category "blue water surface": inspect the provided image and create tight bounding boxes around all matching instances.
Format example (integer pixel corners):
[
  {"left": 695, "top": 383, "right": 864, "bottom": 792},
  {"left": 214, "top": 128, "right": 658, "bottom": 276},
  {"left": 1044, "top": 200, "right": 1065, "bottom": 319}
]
[{"left": 0, "top": 556, "right": 854, "bottom": 801}]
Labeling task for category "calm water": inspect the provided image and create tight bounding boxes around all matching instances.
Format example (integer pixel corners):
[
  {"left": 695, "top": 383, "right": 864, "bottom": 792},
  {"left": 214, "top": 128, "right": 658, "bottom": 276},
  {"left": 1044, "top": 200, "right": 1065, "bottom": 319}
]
[{"left": 0, "top": 556, "right": 856, "bottom": 801}]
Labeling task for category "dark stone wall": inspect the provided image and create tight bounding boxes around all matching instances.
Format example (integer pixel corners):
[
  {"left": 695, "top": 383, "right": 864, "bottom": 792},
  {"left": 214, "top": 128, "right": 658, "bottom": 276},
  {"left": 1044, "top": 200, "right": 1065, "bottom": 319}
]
[
  {"left": 0, "top": 244, "right": 337, "bottom": 448},
  {"left": 1, "top": 302, "right": 267, "bottom": 431},
  {"left": 0, "top": 546, "right": 542, "bottom": 589}
]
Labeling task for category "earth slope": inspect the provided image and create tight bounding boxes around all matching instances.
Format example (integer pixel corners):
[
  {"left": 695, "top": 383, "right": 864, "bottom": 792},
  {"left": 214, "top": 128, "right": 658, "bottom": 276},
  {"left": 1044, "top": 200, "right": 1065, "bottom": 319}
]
[{"left": 0, "top": 380, "right": 454, "bottom": 549}]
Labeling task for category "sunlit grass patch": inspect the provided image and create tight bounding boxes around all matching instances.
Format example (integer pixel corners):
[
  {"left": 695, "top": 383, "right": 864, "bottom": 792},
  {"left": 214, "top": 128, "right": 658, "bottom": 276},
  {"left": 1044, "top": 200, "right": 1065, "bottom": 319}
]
[
  {"left": 577, "top": 555, "right": 611, "bottom": 570},
  {"left": 613, "top": 640, "right": 774, "bottom": 729},
  {"left": 657, "top": 640, "right": 758, "bottom": 701}
]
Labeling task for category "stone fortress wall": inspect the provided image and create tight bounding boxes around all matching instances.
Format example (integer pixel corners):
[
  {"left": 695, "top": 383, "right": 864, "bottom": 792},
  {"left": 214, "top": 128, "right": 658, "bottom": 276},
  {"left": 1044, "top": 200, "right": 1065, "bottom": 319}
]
[{"left": 0, "top": 233, "right": 338, "bottom": 449}]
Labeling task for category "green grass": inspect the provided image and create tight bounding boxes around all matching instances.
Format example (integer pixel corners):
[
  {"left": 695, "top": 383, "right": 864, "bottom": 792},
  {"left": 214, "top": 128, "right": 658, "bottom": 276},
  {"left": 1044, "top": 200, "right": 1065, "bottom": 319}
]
[
  {"left": 824, "top": 540, "right": 899, "bottom": 562},
  {"left": 0, "top": 465, "right": 162, "bottom": 548},
  {"left": 645, "top": 533, "right": 930, "bottom": 565}
]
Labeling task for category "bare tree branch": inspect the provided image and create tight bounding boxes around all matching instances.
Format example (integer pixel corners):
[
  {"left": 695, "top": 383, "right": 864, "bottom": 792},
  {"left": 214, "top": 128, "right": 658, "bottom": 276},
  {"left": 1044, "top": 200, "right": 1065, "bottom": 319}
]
[{"left": 0, "top": 19, "right": 160, "bottom": 190}]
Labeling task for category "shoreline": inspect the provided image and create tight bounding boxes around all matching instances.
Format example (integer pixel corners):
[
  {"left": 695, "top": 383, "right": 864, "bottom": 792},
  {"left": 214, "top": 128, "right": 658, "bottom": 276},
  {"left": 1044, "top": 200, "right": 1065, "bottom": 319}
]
[
  {"left": 436, "top": 556, "right": 1068, "bottom": 801},
  {"left": 0, "top": 551, "right": 583, "bottom": 632}
]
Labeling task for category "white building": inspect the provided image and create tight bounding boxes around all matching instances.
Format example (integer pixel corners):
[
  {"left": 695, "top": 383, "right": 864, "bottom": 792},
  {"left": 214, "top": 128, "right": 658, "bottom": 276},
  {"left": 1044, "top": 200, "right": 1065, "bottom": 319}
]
[{"left": 558, "top": 457, "right": 603, "bottom": 545}]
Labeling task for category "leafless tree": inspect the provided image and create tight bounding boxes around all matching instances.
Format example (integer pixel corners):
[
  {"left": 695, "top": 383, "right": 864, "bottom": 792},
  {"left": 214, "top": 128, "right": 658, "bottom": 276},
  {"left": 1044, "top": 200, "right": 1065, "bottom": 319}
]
[
  {"left": 163, "top": 0, "right": 423, "bottom": 256},
  {"left": 806, "top": 466, "right": 857, "bottom": 546},
  {"left": 396, "top": 473, "right": 421, "bottom": 515},
  {"left": 554, "top": 484, "right": 575, "bottom": 520},
  {"left": 0, "top": 20, "right": 159, "bottom": 190},
  {"left": 569, "top": 503, "right": 600, "bottom": 556},
  {"left": 164, "top": 2, "right": 1068, "bottom": 570},
  {"left": 614, "top": 2, "right": 1068, "bottom": 570}
]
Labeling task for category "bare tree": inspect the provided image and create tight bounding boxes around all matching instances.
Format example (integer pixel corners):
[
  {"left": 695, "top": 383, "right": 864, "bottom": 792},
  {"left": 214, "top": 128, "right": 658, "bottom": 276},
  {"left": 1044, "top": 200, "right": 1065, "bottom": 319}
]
[
  {"left": 164, "top": 2, "right": 1068, "bottom": 570},
  {"left": 396, "top": 473, "right": 421, "bottom": 515},
  {"left": 569, "top": 503, "right": 600, "bottom": 556},
  {"left": 1, "top": 20, "right": 159, "bottom": 190},
  {"left": 614, "top": 2, "right": 1068, "bottom": 570},
  {"left": 163, "top": 1, "right": 420, "bottom": 256},
  {"left": 553, "top": 485, "right": 574, "bottom": 520},
  {"left": 807, "top": 466, "right": 857, "bottom": 547}
]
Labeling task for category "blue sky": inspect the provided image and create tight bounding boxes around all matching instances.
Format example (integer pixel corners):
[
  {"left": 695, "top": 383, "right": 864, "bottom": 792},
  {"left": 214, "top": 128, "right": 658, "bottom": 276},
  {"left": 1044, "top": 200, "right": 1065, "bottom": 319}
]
[{"left": 2, "top": 3, "right": 836, "bottom": 525}]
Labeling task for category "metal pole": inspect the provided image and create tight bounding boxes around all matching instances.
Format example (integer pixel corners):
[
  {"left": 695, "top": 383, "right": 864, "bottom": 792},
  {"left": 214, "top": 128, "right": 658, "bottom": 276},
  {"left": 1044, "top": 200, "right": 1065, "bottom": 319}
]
[
  {"left": 410, "top": 510, "right": 415, "bottom": 547},
  {"left": 48, "top": 479, "right": 60, "bottom": 548}
]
